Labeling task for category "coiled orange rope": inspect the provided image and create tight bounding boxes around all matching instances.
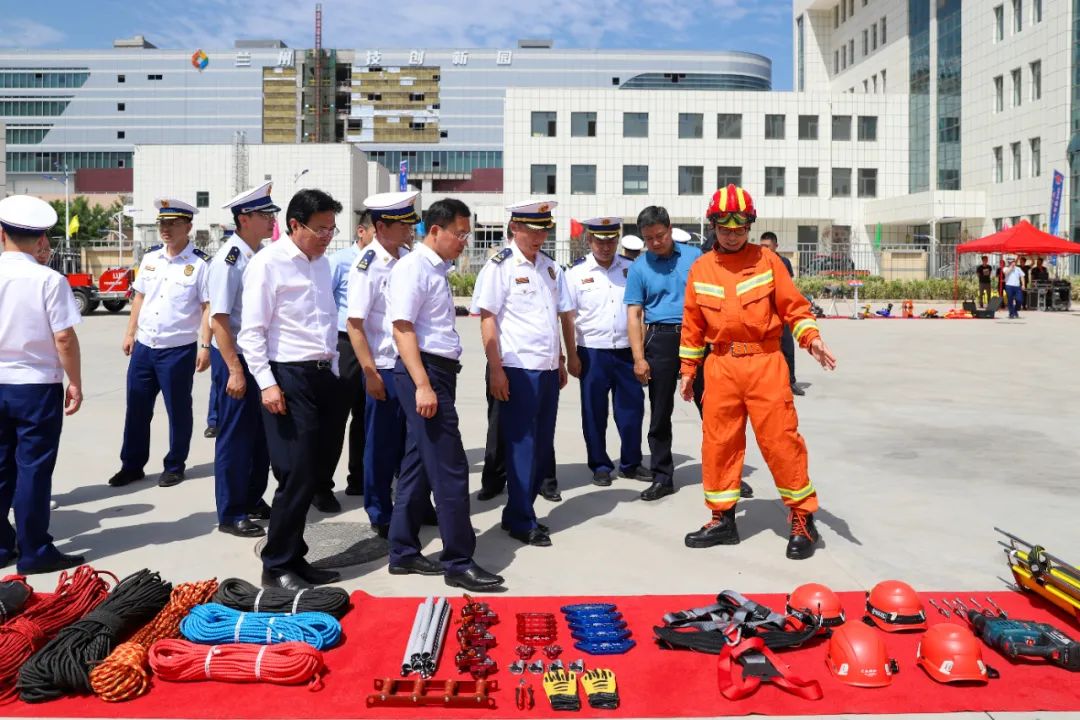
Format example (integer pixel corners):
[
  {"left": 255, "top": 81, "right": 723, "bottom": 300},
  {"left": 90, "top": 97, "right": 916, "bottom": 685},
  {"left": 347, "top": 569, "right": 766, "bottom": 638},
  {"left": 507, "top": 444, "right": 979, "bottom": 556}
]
[
  {"left": 88, "top": 579, "right": 218, "bottom": 702},
  {"left": 148, "top": 639, "right": 324, "bottom": 690}
]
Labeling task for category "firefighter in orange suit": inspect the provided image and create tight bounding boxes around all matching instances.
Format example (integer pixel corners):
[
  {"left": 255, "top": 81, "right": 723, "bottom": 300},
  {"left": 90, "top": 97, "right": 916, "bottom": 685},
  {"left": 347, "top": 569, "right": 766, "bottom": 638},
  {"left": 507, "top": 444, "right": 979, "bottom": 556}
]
[{"left": 678, "top": 185, "right": 837, "bottom": 559}]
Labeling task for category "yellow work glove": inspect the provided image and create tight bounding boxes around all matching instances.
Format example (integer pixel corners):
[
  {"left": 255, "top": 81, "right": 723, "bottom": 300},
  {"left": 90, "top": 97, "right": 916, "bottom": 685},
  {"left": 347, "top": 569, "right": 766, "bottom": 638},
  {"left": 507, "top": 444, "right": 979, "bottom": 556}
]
[
  {"left": 582, "top": 668, "right": 619, "bottom": 709},
  {"left": 542, "top": 669, "right": 580, "bottom": 711}
]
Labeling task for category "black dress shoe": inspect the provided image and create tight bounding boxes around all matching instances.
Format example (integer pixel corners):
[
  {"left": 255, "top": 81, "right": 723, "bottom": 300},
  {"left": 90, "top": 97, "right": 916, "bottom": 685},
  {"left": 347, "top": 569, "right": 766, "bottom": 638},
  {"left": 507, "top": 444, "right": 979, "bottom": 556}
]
[
  {"left": 508, "top": 527, "right": 552, "bottom": 547},
  {"left": 791, "top": 383, "right": 806, "bottom": 396},
  {"left": 592, "top": 471, "right": 613, "bottom": 487},
  {"left": 158, "top": 470, "right": 185, "bottom": 488},
  {"left": 786, "top": 510, "right": 820, "bottom": 560},
  {"left": 295, "top": 563, "right": 340, "bottom": 585},
  {"left": 203, "top": 426, "right": 218, "bottom": 438},
  {"left": 640, "top": 482, "right": 674, "bottom": 501},
  {"left": 445, "top": 565, "right": 505, "bottom": 592},
  {"left": 218, "top": 519, "right": 265, "bottom": 538},
  {"left": 476, "top": 487, "right": 503, "bottom": 501},
  {"left": 684, "top": 510, "right": 740, "bottom": 548},
  {"left": 372, "top": 523, "right": 390, "bottom": 539},
  {"left": 501, "top": 520, "right": 549, "bottom": 533},
  {"left": 344, "top": 486, "right": 364, "bottom": 496},
  {"left": 540, "top": 489, "right": 563, "bottom": 502},
  {"left": 18, "top": 551, "right": 85, "bottom": 575},
  {"left": 107, "top": 468, "right": 144, "bottom": 487},
  {"left": 248, "top": 501, "right": 272, "bottom": 521},
  {"left": 311, "top": 491, "right": 342, "bottom": 513},
  {"left": 389, "top": 554, "right": 444, "bottom": 576},
  {"left": 741, "top": 481, "right": 754, "bottom": 498},
  {"left": 620, "top": 466, "right": 654, "bottom": 481},
  {"left": 261, "top": 570, "right": 311, "bottom": 591}
]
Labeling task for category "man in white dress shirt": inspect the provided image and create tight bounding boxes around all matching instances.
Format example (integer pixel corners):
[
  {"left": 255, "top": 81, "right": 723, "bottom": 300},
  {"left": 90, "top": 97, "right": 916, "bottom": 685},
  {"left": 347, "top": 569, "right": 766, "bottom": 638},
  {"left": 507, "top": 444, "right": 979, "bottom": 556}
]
[
  {"left": 0, "top": 195, "right": 85, "bottom": 574},
  {"left": 108, "top": 198, "right": 210, "bottom": 490},
  {"left": 386, "top": 198, "right": 504, "bottom": 592},
  {"left": 238, "top": 188, "right": 343, "bottom": 591}
]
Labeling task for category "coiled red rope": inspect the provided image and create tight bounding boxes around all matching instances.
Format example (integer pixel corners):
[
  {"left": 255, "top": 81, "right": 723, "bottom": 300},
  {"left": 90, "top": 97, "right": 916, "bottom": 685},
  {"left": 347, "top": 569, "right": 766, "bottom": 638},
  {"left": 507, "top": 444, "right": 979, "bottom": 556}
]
[
  {"left": 0, "top": 566, "right": 113, "bottom": 702},
  {"left": 148, "top": 639, "right": 324, "bottom": 690}
]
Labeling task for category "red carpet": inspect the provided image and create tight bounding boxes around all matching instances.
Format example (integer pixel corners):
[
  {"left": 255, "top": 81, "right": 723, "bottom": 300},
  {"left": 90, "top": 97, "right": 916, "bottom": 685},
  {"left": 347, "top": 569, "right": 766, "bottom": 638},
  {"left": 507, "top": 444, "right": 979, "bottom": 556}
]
[{"left": 1, "top": 590, "right": 1076, "bottom": 718}]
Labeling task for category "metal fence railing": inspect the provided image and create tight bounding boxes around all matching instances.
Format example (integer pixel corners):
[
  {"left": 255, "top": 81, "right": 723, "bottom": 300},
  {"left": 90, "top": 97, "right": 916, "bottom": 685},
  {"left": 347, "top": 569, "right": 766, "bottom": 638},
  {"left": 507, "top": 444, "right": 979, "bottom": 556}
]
[{"left": 792, "top": 243, "right": 977, "bottom": 281}]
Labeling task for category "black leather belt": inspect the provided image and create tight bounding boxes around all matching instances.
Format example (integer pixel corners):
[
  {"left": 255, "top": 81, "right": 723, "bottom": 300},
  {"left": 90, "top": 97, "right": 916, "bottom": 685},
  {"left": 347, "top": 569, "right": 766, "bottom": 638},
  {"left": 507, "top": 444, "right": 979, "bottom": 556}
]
[
  {"left": 647, "top": 323, "right": 682, "bottom": 333},
  {"left": 421, "top": 351, "right": 462, "bottom": 374},
  {"left": 271, "top": 359, "right": 333, "bottom": 371},
  {"left": 338, "top": 331, "right": 350, "bottom": 339}
]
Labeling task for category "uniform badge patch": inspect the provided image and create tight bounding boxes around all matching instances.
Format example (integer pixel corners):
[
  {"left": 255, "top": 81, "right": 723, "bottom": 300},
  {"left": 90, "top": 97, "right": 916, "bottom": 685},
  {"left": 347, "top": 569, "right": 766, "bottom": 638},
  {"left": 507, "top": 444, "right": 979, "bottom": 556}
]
[
  {"left": 144, "top": 265, "right": 156, "bottom": 272},
  {"left": 491, "top": 247, "right": 513, "bottom": 265},
  {"left": 184, "top": 264, "right": 194, "bottom": 277},
  {"left": 581, "top": 277, "right": 595, "bottom": 284},
  {"left": 514, "top": 276, "right": 530, "bottom": 285},
  {"left": 224, "top": 246, "right": 241, "bottom": 266},
  {"left": 357, "top": 248, "right": 376, "bottom": 272},
  {"left": 547, "top": 267, "right": 556, "bottom": 280}
]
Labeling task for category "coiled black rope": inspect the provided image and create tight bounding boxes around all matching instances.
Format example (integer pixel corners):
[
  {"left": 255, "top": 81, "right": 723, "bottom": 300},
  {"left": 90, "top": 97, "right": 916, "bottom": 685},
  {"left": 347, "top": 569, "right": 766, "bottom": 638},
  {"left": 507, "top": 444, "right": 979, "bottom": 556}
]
[
  {"left": 0, "top": 576, "right": 33, "bottom": 623},
  {"left": 212, "top": 578, "right": 350, "bottom": 619},
  {"left": 17, "top": 569, "right": 171, "bottom": 703}
]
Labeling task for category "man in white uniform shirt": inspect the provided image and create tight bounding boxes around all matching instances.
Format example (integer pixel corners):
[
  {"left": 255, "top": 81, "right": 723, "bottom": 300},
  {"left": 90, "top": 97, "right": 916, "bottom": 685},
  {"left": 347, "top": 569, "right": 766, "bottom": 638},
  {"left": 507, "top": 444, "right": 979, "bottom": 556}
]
[
  {"left": 386, "top": 198, "right": 504, "bottom": 592},
  {"left": 346, "top": 190, "right": 418, "bottom": 538},
  {"left": 0, "top": 195, "right": 84, "bottom": 574},
  {"left": 475, "top": 200, "right": 572, "bottom": 548},
  {"left": 238, "top": 189, "right": 342, "bottom": 591},
  {"left": 562, "top": 217, "right": 648, "bottom": 487},
  {"left": 108, "top": 198, "right": 210, "bottom": 490}
]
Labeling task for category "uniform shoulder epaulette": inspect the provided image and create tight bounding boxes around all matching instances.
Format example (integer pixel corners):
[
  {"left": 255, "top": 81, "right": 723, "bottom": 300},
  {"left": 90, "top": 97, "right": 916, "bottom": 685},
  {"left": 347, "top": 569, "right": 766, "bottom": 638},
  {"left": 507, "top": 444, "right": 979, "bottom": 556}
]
[
  {"left": 357, "top": 248, "right": 376, "bottom": 272},
  {"left": 569, "top": 255, "right": 587, "bottom": 268},
  {"left": 146, "top": 244, "right": 163, "bottom": 253},
  {"left": 539, "top": 249, "right": 554, "bottom": 261},
  {"left": 490, "top": 247, "right": 513, "bottom": 265},
  {"left": 192, "top": 248, "right": 210, "bottom": 262},
  {"left": 224, "top": 246, "right": 241, "bottom": 266}
]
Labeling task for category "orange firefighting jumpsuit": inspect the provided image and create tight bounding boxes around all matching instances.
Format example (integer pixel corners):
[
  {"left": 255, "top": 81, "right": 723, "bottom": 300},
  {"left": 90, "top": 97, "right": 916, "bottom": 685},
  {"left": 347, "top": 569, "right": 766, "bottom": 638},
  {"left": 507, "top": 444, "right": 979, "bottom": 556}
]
[{"left": 679, "top": 244, "right": 820, "bottom": 513}]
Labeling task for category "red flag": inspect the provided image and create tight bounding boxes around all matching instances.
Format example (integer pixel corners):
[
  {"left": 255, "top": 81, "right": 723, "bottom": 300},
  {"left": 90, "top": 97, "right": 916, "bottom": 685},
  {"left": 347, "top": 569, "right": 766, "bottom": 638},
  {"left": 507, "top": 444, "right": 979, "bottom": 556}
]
[{"left": 570, "top": 218, "right": 583, "bottom": 238}]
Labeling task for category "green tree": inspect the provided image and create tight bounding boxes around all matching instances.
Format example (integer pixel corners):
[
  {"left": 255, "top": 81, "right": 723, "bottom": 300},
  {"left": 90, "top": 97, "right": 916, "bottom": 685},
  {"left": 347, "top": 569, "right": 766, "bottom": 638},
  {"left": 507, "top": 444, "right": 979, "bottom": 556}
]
[{"left": 47, "top": 197, "right": 133, "bottom": 247}]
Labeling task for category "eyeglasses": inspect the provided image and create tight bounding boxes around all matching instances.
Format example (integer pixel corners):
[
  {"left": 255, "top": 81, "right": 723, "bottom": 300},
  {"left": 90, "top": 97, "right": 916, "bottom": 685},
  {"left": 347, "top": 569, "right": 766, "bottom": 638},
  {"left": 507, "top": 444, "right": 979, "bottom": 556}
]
[
  {"left": 715, "top": 226, "right": 750, "bottom": 238},
  {"left": 299, "top": 221, "right": 340, "bottom": 239},
  {"left": 712, "top": 212, "right": 751, "bottom": 227},
  {"left": 440, "top": 228, "right": 472, "bottom": 242}
]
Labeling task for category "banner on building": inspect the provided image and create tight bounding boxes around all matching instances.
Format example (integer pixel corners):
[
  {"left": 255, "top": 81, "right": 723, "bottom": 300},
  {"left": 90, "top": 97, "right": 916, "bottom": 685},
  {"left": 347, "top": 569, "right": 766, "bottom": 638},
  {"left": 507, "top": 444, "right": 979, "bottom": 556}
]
[
  {"left": 1049, "top": 169, "right": 1064, "bottom": 236},
  {"left": 399, "top": 160, "right": 408, "bottom": 192}
]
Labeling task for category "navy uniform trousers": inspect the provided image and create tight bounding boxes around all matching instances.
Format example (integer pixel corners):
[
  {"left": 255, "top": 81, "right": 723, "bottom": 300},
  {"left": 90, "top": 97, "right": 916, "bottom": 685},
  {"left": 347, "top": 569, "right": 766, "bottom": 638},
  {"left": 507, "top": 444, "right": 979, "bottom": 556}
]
[
  {"left": 121, "top": 341, "right": 196, "bottom": 475},
  {"left": 481, "top": 363, "right": 559, "bottom": 496},
  {"left": 206, "top": 372, "right": 218, "bottom": 428},
  {"left": 210, "top": 348, "right": 269, "bottom": 525},
  {"left": 577, "top": 346, "right": 644, "bottom": 475},
  {"left": 362, "top": 368, "right": 406, "bottom": 526},
  {"left": 0, "top": 383, "right": 63, "bottom": 568},
  {"left": 388, "top": 355, "right": 475, "bottom": 573},
  {"left": 261, "top": 361, "right": 338, "bottom": 573},
  {"left": 500, "top": 367, "right": 559, "bottom": 533},
  {"left": 322, "top": 333, "right": 366, "bottom": 494}
]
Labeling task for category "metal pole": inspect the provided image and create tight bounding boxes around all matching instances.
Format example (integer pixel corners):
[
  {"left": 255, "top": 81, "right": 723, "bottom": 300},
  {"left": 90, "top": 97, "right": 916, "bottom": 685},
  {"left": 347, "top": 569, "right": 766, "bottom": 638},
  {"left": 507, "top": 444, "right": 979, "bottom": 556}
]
[
  {"left": 117, "top": 212, "right": 123, "bottom": 268},
  {"left": 63, "top": 168, "right": 70, "bottom": 254}
]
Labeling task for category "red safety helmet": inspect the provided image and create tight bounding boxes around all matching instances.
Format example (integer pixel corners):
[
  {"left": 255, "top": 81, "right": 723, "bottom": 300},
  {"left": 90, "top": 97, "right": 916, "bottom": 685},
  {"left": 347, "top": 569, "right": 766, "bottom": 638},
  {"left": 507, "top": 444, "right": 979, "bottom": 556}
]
[
  {"left": 706, "top": 184, "right": 757, "bottom": 227},
  {"left": 916, "top": 623, "right": 996, "bottom": 683},
  {"left": 825, "top": 622, "right": 899, "bottom": 688},
  {"left": 864, "top": 580, "right": 927, "bottom": 632},
  {"left": 786, "top": 583, "right": 846, "bottom": 630}
]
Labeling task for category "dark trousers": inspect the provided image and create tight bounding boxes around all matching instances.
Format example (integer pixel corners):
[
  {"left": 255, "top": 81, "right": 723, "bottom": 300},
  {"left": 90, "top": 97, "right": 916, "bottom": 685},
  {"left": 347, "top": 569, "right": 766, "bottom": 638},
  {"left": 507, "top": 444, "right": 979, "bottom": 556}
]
[
  {"left": 645, "top": 327, "right": 684, "bottom": 486},
  {"left": 978, "top": 283, "right": 992, "bottom": 308},
  {"left": 1005, "top": 285, "right": 1022, "bottom": 317},
  {"left": 121, "top": 341, "right": 196, "bottom": 475},
  {"left": 389, "top": 356, "right": 475, "bottom": 573},
  {"left": 322, "top": 333, "right": 366, "bottom": 493},
  {"left": 781, "top": 325, "right": 796, "bottom": 385},
  {"left": 578, "top": 346, "right": 643, "bottom": 474},
  {"left": 0, "top": 383, "right": 63, "bottom": 568},
  {"left": 211, "top": 350, "right": 269, "bottom": 525},
  {"left": 500, "top": 367, "right": 558, "bottom": 533},
  {"left": 362, "top": 368, "right": 407, "bottom": 526},
  {"left": 261, "top": 362, "right": 338, "bottom": 573},
  {"left": 481, "top": 363, "right": 558, "bottom": 495},
  {"left": 207, "top": 370, "right": 218, "bottom": 428}
]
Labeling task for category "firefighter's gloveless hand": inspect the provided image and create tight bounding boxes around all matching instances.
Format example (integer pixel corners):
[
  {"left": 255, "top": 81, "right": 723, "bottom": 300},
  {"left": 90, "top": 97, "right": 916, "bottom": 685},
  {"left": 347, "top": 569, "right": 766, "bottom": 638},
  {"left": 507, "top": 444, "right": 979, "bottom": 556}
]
[{"left": 809, "top": 337, "right": 837, "bottom": 371}]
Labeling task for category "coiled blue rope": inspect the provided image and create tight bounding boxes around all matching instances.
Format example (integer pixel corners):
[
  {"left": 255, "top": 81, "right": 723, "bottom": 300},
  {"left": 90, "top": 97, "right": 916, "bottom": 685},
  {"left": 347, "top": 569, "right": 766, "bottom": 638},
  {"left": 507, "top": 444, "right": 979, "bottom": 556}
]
[{"left": 179, "top": 603, "right": 341, "bottom": 651}]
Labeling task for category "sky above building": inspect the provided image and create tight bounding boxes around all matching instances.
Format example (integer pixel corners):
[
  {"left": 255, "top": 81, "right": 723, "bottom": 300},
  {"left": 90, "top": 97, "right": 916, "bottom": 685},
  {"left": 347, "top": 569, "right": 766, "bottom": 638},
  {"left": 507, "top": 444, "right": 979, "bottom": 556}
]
[{"left": 0, "top": 0, "right": 794, "bottom": 89}]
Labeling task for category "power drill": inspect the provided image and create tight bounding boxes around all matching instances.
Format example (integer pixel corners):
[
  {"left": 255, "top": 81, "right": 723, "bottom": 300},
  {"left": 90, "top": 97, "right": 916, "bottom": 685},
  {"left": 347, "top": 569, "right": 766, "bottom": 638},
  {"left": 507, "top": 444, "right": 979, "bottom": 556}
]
[{"left": 967, "top": 611, "right": 1080, "bottom": 671}]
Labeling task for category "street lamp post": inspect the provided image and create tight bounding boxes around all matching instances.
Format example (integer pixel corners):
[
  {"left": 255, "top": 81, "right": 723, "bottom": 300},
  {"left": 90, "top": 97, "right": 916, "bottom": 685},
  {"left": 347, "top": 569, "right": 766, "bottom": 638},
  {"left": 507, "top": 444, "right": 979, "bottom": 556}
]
[
  {"left": 43, "top": 166, "right": 71, "bottom": 253},
  {"left": 293, "top": 168, "right": 310, "bottom": 185}
]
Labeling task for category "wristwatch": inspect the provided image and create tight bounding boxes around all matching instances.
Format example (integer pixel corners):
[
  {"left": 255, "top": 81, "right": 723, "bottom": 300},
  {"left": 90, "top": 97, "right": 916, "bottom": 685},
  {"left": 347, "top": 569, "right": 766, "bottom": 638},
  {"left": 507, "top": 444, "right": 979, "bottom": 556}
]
[{"left": 199, "top": 343, "right": 211, "bottom": 349}]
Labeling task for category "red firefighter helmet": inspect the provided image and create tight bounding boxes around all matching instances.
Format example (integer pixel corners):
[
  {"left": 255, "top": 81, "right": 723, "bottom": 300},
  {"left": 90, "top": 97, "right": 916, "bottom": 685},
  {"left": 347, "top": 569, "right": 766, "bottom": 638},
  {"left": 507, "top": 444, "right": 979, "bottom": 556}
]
[
  {"left": 825, "top": 622, "right": 899, "bottom": 688},
  {"left": 786, "top": 583, "right": 846, "bottom": 630},
  {"left": 916, "top": 623, "right": 994, "bottom": 683},
  {"left": 706, "top": 184, "right": 757, "bottom": 227},
  {"left": 864, "top": 580, "right": 927, "bottom": 632}
]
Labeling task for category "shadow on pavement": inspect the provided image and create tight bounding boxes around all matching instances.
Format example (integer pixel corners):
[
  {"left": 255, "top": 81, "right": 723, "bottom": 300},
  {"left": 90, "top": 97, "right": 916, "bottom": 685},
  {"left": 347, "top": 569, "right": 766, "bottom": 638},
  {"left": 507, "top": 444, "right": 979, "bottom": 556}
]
[
  {"left": 51, "top": 503, "right": 154, "bottom": 539},
  {"left": 56, "top": 510, "right": 218, "bottom": 563}
]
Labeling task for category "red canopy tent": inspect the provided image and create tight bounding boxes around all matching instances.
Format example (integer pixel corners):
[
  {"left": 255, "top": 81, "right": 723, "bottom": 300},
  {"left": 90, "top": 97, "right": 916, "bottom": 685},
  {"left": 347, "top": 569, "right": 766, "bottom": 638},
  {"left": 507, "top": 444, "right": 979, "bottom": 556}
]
[{"left": 952, "top": 221, "right": 1080, "bottom": 304}]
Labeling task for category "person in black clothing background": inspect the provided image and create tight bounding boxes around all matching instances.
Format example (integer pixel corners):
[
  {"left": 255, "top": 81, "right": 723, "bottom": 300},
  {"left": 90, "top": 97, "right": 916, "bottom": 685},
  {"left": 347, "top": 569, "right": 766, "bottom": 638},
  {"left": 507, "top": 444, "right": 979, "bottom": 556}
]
[
  {"left": 975, "top": 255, "right": 993, "bottom": 308},
  {"left": 759, "top": 232, "right": 802, "bottom": 397}
]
